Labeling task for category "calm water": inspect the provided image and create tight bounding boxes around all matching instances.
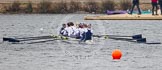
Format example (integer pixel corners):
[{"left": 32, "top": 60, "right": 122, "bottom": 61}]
[{"left": 0, "top": 14, "right": 162, "bottom": 70}]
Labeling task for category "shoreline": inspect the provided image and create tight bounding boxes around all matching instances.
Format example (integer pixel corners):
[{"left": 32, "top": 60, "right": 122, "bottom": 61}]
[{"left": 0, "top": 1, "right": 153, "bottom": 14}]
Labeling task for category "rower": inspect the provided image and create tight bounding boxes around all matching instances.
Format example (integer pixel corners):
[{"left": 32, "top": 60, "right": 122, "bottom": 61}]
[
  {"left": 69, "top": 22, "right": 78, "bottom": 38},
  {"left": 59, "top": 24, "right": 66, "bottom": 35},
  {"left": 80, "top": 23, "right": 93, "bottom": 42},
  {"left": 61, "top": 22, "right": 78, "bottom": 38},
  {"left": 60, "top": 22, "right": 71, "bottom": 36},
  {"left": 75, "top": 23, "right": 86, "bottom": 39}
]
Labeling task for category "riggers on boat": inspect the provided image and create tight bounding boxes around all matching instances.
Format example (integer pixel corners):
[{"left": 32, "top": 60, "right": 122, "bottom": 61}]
[{"left": 3, "top": 34, "right": 161, "bottom": 44}]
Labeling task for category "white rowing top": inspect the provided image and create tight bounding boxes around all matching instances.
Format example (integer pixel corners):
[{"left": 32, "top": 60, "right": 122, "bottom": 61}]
[
  {"left": 61, "top": 26, "right": 92, "bottom": 38},
  {"left": 62, "top": 26, "right": 77, "bottom": 37}
]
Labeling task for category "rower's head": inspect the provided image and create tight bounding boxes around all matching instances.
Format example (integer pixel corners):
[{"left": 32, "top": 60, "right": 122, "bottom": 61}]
[
  {"left": 79, "top": 23, "right": 83, "bottom": 28},
  {"left": 83, "top": 24, "right": 88, "bottom": 28},
  {"left": 87, "top": 24, "right": 91, "bottom": 28},
  {"left": 67, "top": 22, "right": 71, "bottom": 27},
  {"left": 69, "top": 22, "right": 74, "bottom": 26},
  {"left": 62, "top": 24, "right": 66, "bottom": 28}
]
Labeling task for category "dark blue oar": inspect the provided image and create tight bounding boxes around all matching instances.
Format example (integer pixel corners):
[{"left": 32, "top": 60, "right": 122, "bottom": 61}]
[
  {"left": 3, "top": 35, "right": 58, "bottom": 42},
  {"left": 27, "top": 39, "right": 61, "bottom": 44},
  {"left": 145, "top": 42, "right": 161, "bottom": 44},
  {"left": 3, "top": 36, "right": 68, "bottom": 42},
  {"left": 109, "top": 37, "right": 161, "bottom": 44},
  {"left": 3, "top": 38, "right": 20, "bottom": 42},
  {"left": 16, "top": 36, "right": 54, "bottom": 39},
  {"left": 108, "top": 37, "right": 146, "bottom": 43},
  {"left": 93, "top": 34, "right": 142, "bottom": 39},
  {"left": 3, "top": 37, "right": 54, "bottom": 42},
  {"left": 3, "top": 35, "right": 59, "bottom": 41}
]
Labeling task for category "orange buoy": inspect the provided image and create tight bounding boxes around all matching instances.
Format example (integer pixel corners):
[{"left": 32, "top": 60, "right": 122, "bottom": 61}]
[{"left": 112, "top": 49, "right": 122, "bottom": 60}]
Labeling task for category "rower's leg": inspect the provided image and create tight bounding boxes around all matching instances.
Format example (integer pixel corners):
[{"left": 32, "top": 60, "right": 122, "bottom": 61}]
[
  {"left": 84, "top": 30, "right": 93, "bottom": 41},
  {"left": 80, "top": 32, "right": 86, "bottom": 42},
  {"left": 79, "top": 30, "right": 93, "bottom": 43}
]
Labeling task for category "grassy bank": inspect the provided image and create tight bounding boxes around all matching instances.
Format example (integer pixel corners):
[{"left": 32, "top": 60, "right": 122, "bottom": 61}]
[{"left": 0, "top": 0, "right": 152, "bottom": 14}]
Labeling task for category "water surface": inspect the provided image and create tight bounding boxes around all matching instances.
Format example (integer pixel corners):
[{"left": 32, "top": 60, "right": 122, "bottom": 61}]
[{"left": 0, "top": 14, "right": 162, "bottom": 70}]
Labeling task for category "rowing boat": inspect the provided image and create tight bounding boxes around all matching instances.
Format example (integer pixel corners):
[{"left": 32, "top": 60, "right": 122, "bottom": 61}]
[
  {"left": 3, "top": 34, "right": 141, "bottom": 42},
  {"left": 2, "top": 34, "right": 161, "bottom": 44}
]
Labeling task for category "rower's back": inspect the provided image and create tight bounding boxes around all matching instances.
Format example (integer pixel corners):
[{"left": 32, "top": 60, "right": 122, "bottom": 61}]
[{"left": 68, "top": 22, "right": 78, "bottom": 38}]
